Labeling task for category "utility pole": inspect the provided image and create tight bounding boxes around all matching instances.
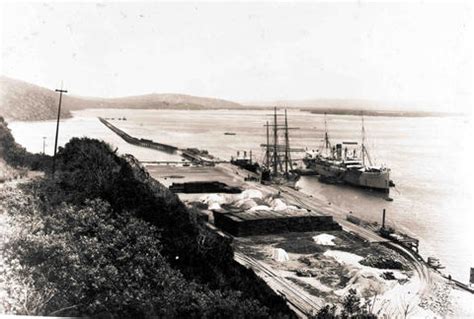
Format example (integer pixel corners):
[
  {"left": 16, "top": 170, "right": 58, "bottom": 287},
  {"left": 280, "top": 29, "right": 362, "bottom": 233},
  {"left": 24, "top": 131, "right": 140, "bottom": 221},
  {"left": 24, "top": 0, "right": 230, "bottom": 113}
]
[
  {"left": 52, "top": 85, "right": 68, "bottom": 174},
  {"left": 284, "top": 109, "right": 289, "bottom": 176},
  {"left": 266, "top": 121, "right": 270, "bottom": 168},
  {"left": 361, "top": 113, "right": 365, "bottom": 167},
  {"left": 42, "top": 136, "right": 47, "bottom": 154},
  {"left": 273, "top": 107, "right": 278, "bottom": 176}
]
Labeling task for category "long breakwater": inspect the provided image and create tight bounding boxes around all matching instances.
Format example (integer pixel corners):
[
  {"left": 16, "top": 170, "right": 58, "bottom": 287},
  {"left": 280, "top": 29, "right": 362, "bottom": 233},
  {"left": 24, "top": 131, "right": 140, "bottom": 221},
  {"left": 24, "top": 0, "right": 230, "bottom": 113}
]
[{"left": 98, "top": 117, "right": 178, "bottom": 154}]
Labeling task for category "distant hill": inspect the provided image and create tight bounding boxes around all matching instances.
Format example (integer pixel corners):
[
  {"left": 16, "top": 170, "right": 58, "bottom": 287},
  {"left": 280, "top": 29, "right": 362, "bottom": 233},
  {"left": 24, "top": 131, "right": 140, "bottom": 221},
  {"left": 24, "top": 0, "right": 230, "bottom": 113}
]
[
  {"left": 0, "top": 76, "right": 243, "bottom": 121},
  {"left": 0, "top": 76, "right": 72, "bottom": 121},
  {"left": 66, "top": 93, "right": 242, "bottom": 110},
  {"left": 245, "top": 98, "right": 457, "bottom": 117}
]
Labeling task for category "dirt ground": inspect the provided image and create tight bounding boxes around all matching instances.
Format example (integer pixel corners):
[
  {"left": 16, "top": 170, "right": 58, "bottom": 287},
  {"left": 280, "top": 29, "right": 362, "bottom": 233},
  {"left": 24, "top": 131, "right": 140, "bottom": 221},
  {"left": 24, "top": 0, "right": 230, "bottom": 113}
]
[{"left": 233, "top": 230, "right": 414, "bottom": 306}]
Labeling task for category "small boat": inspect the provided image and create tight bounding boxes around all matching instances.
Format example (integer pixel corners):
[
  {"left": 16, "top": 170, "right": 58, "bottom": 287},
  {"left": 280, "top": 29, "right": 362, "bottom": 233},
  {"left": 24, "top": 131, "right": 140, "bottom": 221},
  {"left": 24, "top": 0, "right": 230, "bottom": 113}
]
[
  {"left": 224, "top": 132, "right": 236, "bottom": 135},
  {"left": 427, "top": 257, "right": 445, "bottom": 269}
]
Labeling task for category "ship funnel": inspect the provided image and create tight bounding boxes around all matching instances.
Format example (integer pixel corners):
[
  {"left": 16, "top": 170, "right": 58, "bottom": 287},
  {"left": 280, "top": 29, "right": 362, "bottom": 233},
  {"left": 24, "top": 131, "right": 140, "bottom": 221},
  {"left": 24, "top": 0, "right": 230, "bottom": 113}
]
[{"left": 336, "top": 144, "right": 342, "bottom": 160}]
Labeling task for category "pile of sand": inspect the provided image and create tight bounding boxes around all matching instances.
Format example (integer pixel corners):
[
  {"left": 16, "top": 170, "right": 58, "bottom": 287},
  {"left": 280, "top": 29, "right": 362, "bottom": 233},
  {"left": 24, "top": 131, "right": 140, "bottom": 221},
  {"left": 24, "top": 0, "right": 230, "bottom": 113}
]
[
  {"left": 237, "top": 189, "right": 263, "bottom": 200},
  {"left": 200, "top": 193, "right": 228, "bottom": 210},
  {"left": 323, "top": 250, "right": 410, "bottom": 297},
  {"left": 273, "top": 248, "right": 290, "bottom": 262},
  {"left": 202, "top": 188, "right": 307, "bottom": 214},
  {"left": 248, "top": 205, "right": 272, "bottom": 212},
  {"left": 313, "top": 234, "right": 337, "bottom": 246}
]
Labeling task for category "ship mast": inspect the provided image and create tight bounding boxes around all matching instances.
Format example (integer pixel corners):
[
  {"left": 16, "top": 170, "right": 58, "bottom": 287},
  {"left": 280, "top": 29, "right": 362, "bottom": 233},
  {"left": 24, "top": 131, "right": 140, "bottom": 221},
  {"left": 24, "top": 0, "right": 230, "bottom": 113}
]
[
  {"left": 266, "top": 120, "right": 270, "bottom": 168},
  {"left": 361, "top": 114, "right": 365, "bottom": 166},
  {"left": 273, "top": 107, "right": 279, "bottom": 176},
  {"left": 261, "top": 107, "right": 302, "bottom": 181},
  {"left": 361, "top": 114, "right": 373, "bottom": 166},
  {"left": 284, "top": 109, "right": 292, "bottom": 175},
  {"left": 324, "top": 113, "right": 331, "bottom": 155}
]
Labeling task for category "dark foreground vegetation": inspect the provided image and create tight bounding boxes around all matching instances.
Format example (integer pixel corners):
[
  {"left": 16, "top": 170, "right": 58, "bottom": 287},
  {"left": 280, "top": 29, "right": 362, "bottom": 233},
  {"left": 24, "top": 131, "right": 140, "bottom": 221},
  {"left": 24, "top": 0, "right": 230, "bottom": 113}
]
[
  {"left": 0, "top": 117, "right": 293, "bottom": 318},
  {"left": 312, "top": 289, "right": 377, "bottom": 319}
]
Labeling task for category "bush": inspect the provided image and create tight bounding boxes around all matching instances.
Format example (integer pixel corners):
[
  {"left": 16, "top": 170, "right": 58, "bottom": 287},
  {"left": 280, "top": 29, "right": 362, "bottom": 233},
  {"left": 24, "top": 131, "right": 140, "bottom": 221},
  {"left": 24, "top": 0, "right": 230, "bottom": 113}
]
[
  {"left": 2, "top": 136, "right": 293, "bottom": 318},
  {"left": 2, "top": 190, "right": 269, "bottom": 317},
  {"left": 359, "top": 254, "right": 406, "bottom": 270}
]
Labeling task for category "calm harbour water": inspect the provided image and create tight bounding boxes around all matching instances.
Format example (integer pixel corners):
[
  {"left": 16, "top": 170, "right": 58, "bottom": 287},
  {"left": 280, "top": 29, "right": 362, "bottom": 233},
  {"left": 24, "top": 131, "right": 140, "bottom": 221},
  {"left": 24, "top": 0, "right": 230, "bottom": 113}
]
[{"left": 9, "top": 108, "right": 473, "bottom": 282}]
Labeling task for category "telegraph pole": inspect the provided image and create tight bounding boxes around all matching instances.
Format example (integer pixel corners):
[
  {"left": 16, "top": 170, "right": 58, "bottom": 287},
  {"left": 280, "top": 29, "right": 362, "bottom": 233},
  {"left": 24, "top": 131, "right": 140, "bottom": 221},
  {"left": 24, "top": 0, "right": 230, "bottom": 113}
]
[
  {"left": 52, "top": 86, "right": 67, "bottom": 174},
  {"left": 273, "top": 107, "right": 278, "bottom": 176}
]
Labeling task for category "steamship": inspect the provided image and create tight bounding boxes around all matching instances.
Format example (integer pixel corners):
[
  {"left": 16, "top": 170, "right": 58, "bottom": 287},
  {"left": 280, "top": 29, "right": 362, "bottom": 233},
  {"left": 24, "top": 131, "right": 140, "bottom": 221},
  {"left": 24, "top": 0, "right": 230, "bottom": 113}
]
[{"left": 303, "top": 115, "right": 392, "bottom": 193}]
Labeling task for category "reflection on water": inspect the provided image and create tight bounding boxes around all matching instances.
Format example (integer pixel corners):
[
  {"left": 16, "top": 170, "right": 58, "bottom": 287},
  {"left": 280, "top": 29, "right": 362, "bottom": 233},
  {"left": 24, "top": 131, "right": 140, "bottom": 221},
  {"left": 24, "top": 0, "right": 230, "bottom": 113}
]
[{"left": 9, "top": 108, "right": 473, "bottom": 282}]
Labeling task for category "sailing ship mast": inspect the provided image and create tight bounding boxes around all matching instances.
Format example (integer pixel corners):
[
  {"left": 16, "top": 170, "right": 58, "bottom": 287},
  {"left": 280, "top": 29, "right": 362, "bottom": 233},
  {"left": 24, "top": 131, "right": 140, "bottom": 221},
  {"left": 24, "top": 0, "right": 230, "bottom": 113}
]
[
  {"left": 284, "top": 109, "right": 293, "bottom": 175},
  {"left": 262, "top": 107, "right": 301, "bottom": 180},
  {"left": 266, "top": 120, "right": 270, "bottom": 168},
  {"left": 273, "top": 107, "right": 279, "bottom": 175}
]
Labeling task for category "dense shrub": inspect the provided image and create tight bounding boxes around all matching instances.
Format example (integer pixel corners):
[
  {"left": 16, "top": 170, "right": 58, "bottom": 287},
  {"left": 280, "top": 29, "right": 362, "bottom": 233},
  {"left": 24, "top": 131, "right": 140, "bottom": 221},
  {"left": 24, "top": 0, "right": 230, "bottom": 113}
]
[
  {"left": 359, "top": 254, "right": 406, "bottom": 270},
  {"left": 2, "top": 135, "right": 293, "bottom": 317},
  {"left": 38, "top": 138, "right": 233, "bottom": 281},
  {"left": 2, "top": 188, "right": 270, "bottom": 317}
]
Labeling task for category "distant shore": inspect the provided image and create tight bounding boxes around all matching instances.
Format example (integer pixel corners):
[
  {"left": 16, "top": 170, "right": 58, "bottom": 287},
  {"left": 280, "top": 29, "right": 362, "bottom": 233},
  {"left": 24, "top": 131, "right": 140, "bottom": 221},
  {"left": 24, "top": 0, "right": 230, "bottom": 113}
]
[{"left": 300, "top": 108, "right": 461, "bottom": 118}]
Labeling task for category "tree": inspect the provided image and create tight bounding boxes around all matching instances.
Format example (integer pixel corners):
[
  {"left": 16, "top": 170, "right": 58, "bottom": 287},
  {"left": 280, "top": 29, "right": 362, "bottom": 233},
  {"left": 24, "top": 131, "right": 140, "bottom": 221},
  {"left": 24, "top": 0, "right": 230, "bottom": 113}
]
[
  {"left": 314, "top": 305, "right": 338, "bottom": 319},
  {"left": 342, "top": 289, "right": 361, "bottom": 317},
  {"left": 313, "top": 289, "right": 378, "bottom": 319}
]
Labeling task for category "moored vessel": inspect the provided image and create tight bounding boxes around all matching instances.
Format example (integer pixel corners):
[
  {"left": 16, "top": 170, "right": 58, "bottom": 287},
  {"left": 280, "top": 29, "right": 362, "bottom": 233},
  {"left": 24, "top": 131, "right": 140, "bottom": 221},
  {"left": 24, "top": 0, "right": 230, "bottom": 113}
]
[
  {"left": 260, "top": 107, "right": 303, "bottom": 185},
  {"left": 303, "top": 114, "right": 392, "bottom": 193}
]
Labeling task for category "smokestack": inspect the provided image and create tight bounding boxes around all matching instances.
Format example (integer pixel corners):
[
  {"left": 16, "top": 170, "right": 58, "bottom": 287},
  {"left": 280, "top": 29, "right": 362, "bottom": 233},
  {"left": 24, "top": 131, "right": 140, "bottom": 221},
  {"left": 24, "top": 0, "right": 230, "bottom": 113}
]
[{"left": 382, "top": 209, "right": 386, "bottom": 229}]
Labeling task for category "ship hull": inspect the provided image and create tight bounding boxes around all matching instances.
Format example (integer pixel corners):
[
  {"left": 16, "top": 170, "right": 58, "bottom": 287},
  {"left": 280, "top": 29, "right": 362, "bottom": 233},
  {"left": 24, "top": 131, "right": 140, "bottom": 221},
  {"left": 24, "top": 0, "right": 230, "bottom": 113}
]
[
  {"left": 304, "top": 159, "right": 390, "bottom": 193},
  {"left": 343, "top": 169, "right": 390, "bottom": 192}
]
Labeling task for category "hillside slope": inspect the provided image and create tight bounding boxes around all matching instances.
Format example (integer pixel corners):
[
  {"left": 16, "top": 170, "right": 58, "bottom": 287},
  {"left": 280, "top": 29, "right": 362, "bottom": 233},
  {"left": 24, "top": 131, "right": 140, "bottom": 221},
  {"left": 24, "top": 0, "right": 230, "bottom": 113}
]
[
  {"left": 0, "top": 76, "right": 243, "bottom": 121},
  {"left": 69, "top": 93, "right": 242, "bottom": 110},
  {"left": 0, "top": 76, "right": 71, "bottom": 121}
]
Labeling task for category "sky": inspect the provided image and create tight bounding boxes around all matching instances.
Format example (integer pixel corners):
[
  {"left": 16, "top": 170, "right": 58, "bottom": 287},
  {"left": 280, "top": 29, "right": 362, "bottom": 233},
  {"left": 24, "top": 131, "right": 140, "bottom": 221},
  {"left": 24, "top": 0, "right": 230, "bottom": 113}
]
[{"left": 0, "top": 1, "right": 473, "bottom": 112}]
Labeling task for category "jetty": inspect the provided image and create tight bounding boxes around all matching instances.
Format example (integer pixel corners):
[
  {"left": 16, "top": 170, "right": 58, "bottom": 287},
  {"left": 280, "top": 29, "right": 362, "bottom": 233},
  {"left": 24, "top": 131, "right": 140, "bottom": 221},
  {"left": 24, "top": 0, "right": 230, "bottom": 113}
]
[
  {"left": 98, "top": 117, "right": 178, "bottom": 153},
  {"left": 99, "top": 117, "right": 228, "bottom": 165}
]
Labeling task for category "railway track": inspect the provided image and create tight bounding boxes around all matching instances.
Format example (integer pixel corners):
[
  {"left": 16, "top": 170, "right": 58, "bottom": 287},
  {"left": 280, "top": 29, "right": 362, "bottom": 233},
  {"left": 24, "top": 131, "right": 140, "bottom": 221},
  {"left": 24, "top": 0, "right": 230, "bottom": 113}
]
[{"left": 234, "top": 251, "right": 322, "bottom": 318}]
